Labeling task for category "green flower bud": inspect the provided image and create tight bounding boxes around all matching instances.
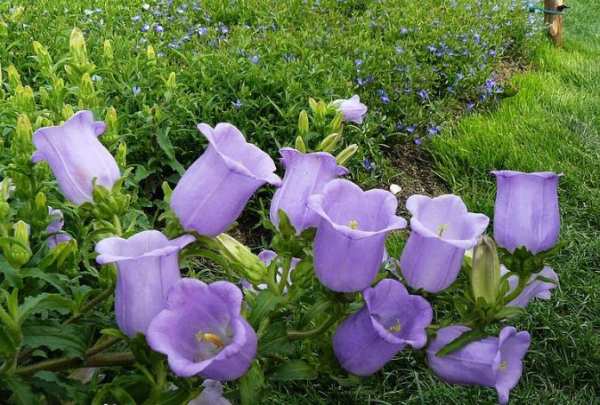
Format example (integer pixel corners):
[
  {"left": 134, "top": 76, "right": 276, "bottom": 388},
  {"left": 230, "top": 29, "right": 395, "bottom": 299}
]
[
  {"left": 147, "top": 45, "right": 157, "bottom": 65},
  {"left": 12, "top": 114, "right": 33, "bottom": 159},
  {"left": 335, "top": 144, "right": 358, "bottom": 165},
  {"left": 103, "top": 40, "right": 114, "bottom": 61},
  {"left": 78, "top": 72, "right": 97, "bottom": 108},
  {"left": 62, "top": 104, "right": 74, "bottom": 120},
  {"left": 471, "top": 236, "right": 501, "bottom": 306},
  {"left": 294, "top": 135, "right": 306, "bottom": 153},
  {"left": 214, "top": 234, "right": 267, "bottom": 284},
  {"left": 0, "top": 201, "right": 10, "bottom": 221},
  {"left": 13, "top": 221, "right": 30, "bottom": 246},
  {"left": 102, "top": 106, "right": 119, "bottom": 146},
  {"left": 34, "top": 192, "right": 47, "bottom": 212},
  {"left": 7, "top": 64, "right": 21, "bottom": 90},
  {"left": 165, "top": 72, "right": 176, "bottom": 102},
  {"left": 14, "top": 85, "right": 35, "bottom": 113},
  {"left": 298, "top": 110, "right": 309, "bottom": 137},
  {"left": 9, "top": 6, "right": 25, "bottom": 23},
  {"left": 116, "top": 142, "right": 127, "bottom": 169},
  {"left": 318, "top": 133, "right": 341, "bottom": 153},
  {"left": 69, "top": 27, "right": 89, "bottom": 67},
  {"left": 32, "top": 41, "right": 54, "bottom": 78},
  {"left": 329, "top": 112, "right": 343, "bottom": 134}
]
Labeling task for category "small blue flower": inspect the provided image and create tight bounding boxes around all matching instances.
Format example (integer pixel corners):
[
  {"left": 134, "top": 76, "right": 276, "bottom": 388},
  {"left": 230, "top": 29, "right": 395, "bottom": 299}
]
[
  {"left": 466, "top": 101, "right": 476, "bottom": 110},
  {"left": 197, "top": 26, "right": 208, "bottom": 36},
  {"left": 249, "top": 55, "right": 260, "bottom": 64},
  {"left": 427, "top": 126, "right": 441, "bottom": 136},
  {"left": 354, "top": 59, "right": 364, "bottom": 68},
  {"left": 232, "top": 99, "right": 243, "bottom": 109},
  {"left": 362, "top": 158, "right": 374, "bottom": 171},
  {"left": 132, "top": 85, "right": 141, "bottom": 96},
  {"left": 377, "top": 89, "right": 390, "bottom": 104},
  {"left": 132, "top": 15, "right": 141, "bottom": 22},
  {"left": 155, "top": 24, "right": 164, "bottom": 33},
  {"left": 417, "top": 89, "right": 429, "bottom": 102},
  {"left": 414, "top": 138, "right": 422, "bottom": 145},
  {"left": 406, "top": 125, "right": 417, "bottom": 134},
  {"left": 141, "top": 24, "right": 150, "bottom": 33},
  {"left": 400, "top": 27, "right": 409, "bottom": 35}
]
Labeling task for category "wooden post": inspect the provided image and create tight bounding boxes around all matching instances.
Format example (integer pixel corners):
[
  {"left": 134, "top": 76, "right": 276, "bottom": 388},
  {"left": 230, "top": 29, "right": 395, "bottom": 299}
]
[{"left": 544, "top": 0, "right": 564, "bottom": 46}]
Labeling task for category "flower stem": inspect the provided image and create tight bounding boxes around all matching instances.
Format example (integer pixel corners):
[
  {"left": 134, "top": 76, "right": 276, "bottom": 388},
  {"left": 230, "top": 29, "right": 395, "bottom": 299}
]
[
  {"left": 277, "top": 257, "right": 292, "bottom": 294},
  {"left": 65, "top": 286, "right": 113, "bottom": 325},
  {"left": 15, "top": 351, "right": 134, "bottom": 376},
  {"left": 502, "top": 273, "right": 529, "bottom": 305},
  {"left": 287, "top": 314, "right": 338, "bottom": 340}
]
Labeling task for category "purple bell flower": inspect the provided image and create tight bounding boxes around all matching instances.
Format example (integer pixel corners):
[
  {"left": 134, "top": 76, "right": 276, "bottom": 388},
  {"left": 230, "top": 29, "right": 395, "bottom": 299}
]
[
  {"left": 308, "top": 179, "right": 407, "bottom": 292},
  {"left": 95, "top": 230, "right": 194, "bottom": 337},
  {"left": 333, "top": 279, "right": 432, "bottom": 376},
  {"left": 270, "top": 148, "right": 348, "bottom": 233},
  {"left": 47, "top": 207, "right": 72, "bottom": 248},
  {"left": 492, "top": 171, "right": 561, "bottom": 254},
  {"left": 501, "top": 265, "right": 558, "bottom": 307},
  {"left": 427, "top": 325, "right": 531, "bottom": 405},
  {"left": 400, "top": 194, "right": 489, "bottom": 293},
  {"left": 331, "top": 95, "right": 368, "bottom": 124},
  {"left": 32, "top": 111, "right": 120, "bottom": 205},
  {"left": 171, "top": 123, "right": 281, "bottom": 237},
  {"left": 189, "top": 380, "right": 231, "bottom": 405},
  {"left": 147, "top": 278, "right": 257, "bottom": 380}
]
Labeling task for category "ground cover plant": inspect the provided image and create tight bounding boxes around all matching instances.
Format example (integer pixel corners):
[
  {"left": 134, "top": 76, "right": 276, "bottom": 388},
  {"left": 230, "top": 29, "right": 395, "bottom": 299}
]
[{"left": 0, "top": 0, "right": 593, "bottom": 404}]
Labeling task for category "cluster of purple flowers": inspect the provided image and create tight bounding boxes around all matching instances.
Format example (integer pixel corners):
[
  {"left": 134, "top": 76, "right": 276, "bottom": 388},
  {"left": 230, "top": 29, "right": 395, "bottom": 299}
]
[{"left": 31, "top": 98, "right": 561, "bottom": 403}]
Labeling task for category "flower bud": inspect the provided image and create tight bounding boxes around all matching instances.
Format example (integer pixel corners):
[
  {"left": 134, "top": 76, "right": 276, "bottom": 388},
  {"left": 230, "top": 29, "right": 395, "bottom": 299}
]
[
  {"left": 147, "top": 45, "right": 157, "bottom": 65},
  {"left": 298, "top": 110, "right": 309, "bottom": 136},
  {"left": 103, "top": 40, "right": 113, "bottom": 61},
  {"left": 335, "top": 144, "right": 358, "bottom": 165},
  {"left": 471, "top": 236, "right": 501, "bottom": 306},
  {"left": 62, "top": 104, "right": 74, "bottom": 120},
  {"left": 318, "top": 132, "right": 341, "bottom": 153},
  {"left": 9, "top": 6, "right": 24, "bottom": 23},
  {"left": 32, "top": 41, "right": 54, "bottom": 78},
  {"left": 214, "top": 234, "right": 267, "bottom": 284},
  {"left": 15, "top": 85, "right": 35, "bottom": 113},
  {"left": 102, "top": 106, "right": 119, "bottom": 146},
  {"left": 78, "top": 73, "right": 96, "bottom": 107},
  {"left": 13, "top": 114, "right": 33, "bottom": 159},
  {"left": 165, "top": 72, "right": 176, "bottom": 102},
  {"left": 116, "top": 142, "right": 127, "bottom": 169},
  {"left": 7, "top": 64, "right": 21, "bottom": 90},
  {"left": 329, "top": 112, "right": 343, "bottom": 133},
  {"left": 4, "top": 221, "right": 32, "bottom": 268},
  {"left": 69, "top": 27, "right": 89, "bottom": 67},
  {"left": 13, "top": 220, "right": 30, "bottom": 246},
  {"left": 34, "top": 191, "right": 47, "bottom": 212},
  {"left": 294, "top": 135, "right": 306, "bottom": 153}
]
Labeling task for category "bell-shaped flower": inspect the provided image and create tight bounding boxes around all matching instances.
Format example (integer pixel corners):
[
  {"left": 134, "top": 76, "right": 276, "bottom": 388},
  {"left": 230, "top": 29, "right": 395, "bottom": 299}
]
[
  {"left": 47, "top": 207, "right": 72, "bottom": 248},
  {"left": 171, "top": 123, "right": 281, "bottom": 237},
  {"left": 331, "top": 95, "right": 368, "bottom": 124},
  {"left": 147, "top": 278, "right": 257, "bottom": 380},
  {"left": 269, "top": 148, "right": 348, "bottom": 233},
  {"left": 501, "top": 265, "right": 558, "bottom": 307},
  {"left": 492, "top": 171, "right": 561, "bottom": 254},
  {"left": 400, "top": 194, "right": 489, "bottom": 293},
  {"left": 333, "top": 279, "right": 432, "bottom": 376},
  {"left": 32, "top": 110, "right": 120, "bottom": 205},
  {"left": 427, "top": 325, "right": 530, "bottom": 405},
  {"left": 308, "top": 180, "right": 407, "bottom": 292},
  {"left": 95, "top": 230, "right": 194, "bottom": 337},
  {"left": 188, "top": 380, "right": 231, "bottom": 405}
]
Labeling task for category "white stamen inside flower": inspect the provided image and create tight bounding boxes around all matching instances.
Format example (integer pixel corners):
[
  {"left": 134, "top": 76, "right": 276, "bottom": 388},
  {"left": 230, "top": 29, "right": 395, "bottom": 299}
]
[
  {"left": 388, "top": 319, "right": 402, "bottom": 333},
  {"left": 195, "top": 332, "right": 225, "bottom": 349},
  {"left": 437, "top": 223, "right": 448, "bottom": 237},
  {"left": 499, "top": 360, "right": 508, "bottom": 370},
  {"left": 348, "top": 219, "right": 359, "bottom": 230}
]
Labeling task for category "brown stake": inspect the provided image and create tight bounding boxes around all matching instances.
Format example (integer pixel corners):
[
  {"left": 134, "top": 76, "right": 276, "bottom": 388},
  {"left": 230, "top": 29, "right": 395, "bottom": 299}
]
[{"left": 544, "top": 0, "right": 564, "bottom": 46}]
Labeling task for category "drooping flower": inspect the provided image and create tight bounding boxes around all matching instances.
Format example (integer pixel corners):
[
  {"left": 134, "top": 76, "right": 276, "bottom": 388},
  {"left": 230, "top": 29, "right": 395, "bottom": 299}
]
[
  {"left": 188, "top": 380, "right": 231, "bottom": 405},
  {"left": 147, "top": 278, "right": 257, "bottom": 380},
  {"left": 331, "top": 95, "right": 368, "bottom": 124},
  {"left": 47, "top": 207, "right": 72, "bottom": 248},
  {"left": 427, "top": 325, "right": 531, "bottom": 405},
  {"left": 333, "top": 279, "right": 432, "bottom": 376},
  {"left": 400, "top": 194, "right": 489, "bottom": 293},
  {"left": 492, "top": 171, "right": 561, "bottom": 254},
  {"left": 501, "top": 265, "right": 558, "bottom": 307},
  {"left": 32, "top": 110, "right": 120, "bottom": 205},
  {"left": 308, "top": 179, "right": 407, "bottom": 292},
  {"left": 171, "top": 123, "right": 281, "bottom": 237},
  {"left": 95, "top": 230, "right": 194, "bottom": 337},
  {"left": 270, "top": 148, "right": 348, "bottom": 233}
]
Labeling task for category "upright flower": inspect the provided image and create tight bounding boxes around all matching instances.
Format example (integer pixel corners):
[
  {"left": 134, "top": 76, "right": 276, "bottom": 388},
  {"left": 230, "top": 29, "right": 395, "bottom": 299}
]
[
  {"left": 333, "top": 279, "right": 432, "bottom": 376},
  {"left": 427, "top": 325, "right": 531, "bottom": 405},
  {"left": 32, "top": 110, "right": 120, "bottom": 205},
  {"left": 171, "top": 123, "right": 280, "bottom": 237},
  {"left": 270, "top": 148, "right": 347, "bottom": 233},
  {"left": 95, "top": 230, "right": 194, "bottom": 337},
  {"left": 492, "top": 171, "right": 561, "bottom": 254},
  {"left": 47, "top": 207, "right": 72, "bottom": 248},
  {"left": 501, "top": 265, "right": 559, "bottom": 307},
  {"left": 331, "top": 95, "right": 368, "bottom": 124},
  {"left": 400, "top": 194, "right": 489, "bottom": 293},
  {"left": 308, "top": 179, "right": 406, "bottom": 292},
  {"left": 147, "top": 278, "right": 257, "bottom": 380}
]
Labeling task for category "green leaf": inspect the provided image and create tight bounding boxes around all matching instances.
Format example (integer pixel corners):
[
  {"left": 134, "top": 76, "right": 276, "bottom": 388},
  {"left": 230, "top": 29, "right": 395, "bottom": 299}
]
[
  {"left": 156, "top": 128, "right": 185, "bottom": 175},
  {"left": 435, "top": 329, "right": 488, "bottom": 357},
  {"left": 248, "top": 290, "right": 284, "bottom": 328},
  {"left": 495, "top": 306, "right": 526, "bottom": 320},
  {"left": 2, "top": 375, "right": 36, "bottom": 405},
  {"left": 19, "top": 293, "right": 73, "bottom": 322},
  {"left": 20, "top": 268, "right": 69, "bottom": 294},
  {"left": 270, "top": 360, "right": 318, "bottom": 381},
  {"left": 239, "top": 361, "right": 265, "bottom": 405},
  {"left": 277, "top": 209, "right": 297, "bottom": 238},
  {"left": 0, "top": 255, "right": 22, "bottom": 288},
  {"left": 22, "top": 321, "right": 88, "bottom": 357},
  {"left": 0, "top": 327, "right": 19, "bottom": 357}
]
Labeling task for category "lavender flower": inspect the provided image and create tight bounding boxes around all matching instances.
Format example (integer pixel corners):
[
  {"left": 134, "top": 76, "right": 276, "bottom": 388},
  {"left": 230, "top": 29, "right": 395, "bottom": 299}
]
[
  {"left": 501, "top": 265, "right": 559, "bottom": 307},
  {"left": 331, "top": 95, "right": 368, "bottom": 124}
]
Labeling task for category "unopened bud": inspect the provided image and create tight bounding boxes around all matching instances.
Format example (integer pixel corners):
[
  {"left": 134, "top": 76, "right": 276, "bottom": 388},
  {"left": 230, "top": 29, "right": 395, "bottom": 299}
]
[
  {"left": 336, "top": 144, "right": 358, "bottom": 165},
  {"left": 70, "top": 27, "right": 88, "bottom": 66},
  {"left": 294, "top": 135, "right": 306, "bottom": 153},
  {"left": 78, "top": 73, "right": 96, "bottom": 107},
  {"left": 215, "top": 234, "right": 267, "bottom": 284},
  {"left": 13, "top": 220, "right": 30, "bottom": 247},
  {"left": 318, "top": 133, "right": 341, "bottom": 153},
  {"left": 33, "top": 41, "right": 53, "bottom": 77},
  {"left": 103, "top": 40, "right": 114, "bottom": 61},
  {"left": 147, "top": 45, "right": 157, "bottom": 65},
  {"left": 62, "top": 104, "right": 75, "bottom": 120},
  {"left": 329, "top": 112, "right": 343, "bottom": 133},
  {"left": 116, "top": 143, "right": 127, "bottom": 169},
  {"left": 15, "top": 85, "right": 35, "bottom": 113},
  {"left": 298, "top": 110, "right": 309, "bottom": 136},
  {"left": 7, "top": 64, "right": 21, "bottom": 90},
  {"left": 471, "top": 236, "right": 501, "bottom": 306},
  {"left": 34, "top": 192, "right": 47, "bottom": 212}
]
